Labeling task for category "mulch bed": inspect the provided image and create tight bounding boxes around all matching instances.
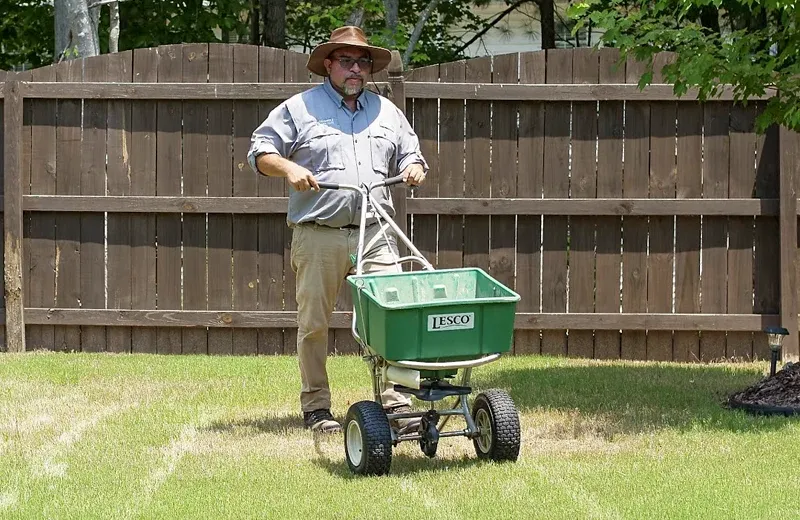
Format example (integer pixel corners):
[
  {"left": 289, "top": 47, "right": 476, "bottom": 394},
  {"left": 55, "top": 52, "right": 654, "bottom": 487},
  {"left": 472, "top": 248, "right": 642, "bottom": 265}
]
[{"left": 727, "top": 362, "right": 800, "bottom": 416}]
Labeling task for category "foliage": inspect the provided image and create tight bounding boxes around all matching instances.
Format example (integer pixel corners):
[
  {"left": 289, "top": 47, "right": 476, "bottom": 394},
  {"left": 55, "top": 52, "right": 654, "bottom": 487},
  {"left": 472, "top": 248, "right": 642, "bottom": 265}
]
[
  {"left": 2, "top": 0, "right": 552, "bottom": 71},
  {"left": 284, "top": 0, "right": 382, "bottom": 52},
  {"left": 284, "top": 0, "right": 498, "bottom": 67},
  {"left": 568, "top": 0, "right": 800, "bottom": 132},
  {"left": 0, "top": 0, "right": 54, "bottom": 70},
  {"left": 105, "top": 0, "right": 250, "bottom": 53}
]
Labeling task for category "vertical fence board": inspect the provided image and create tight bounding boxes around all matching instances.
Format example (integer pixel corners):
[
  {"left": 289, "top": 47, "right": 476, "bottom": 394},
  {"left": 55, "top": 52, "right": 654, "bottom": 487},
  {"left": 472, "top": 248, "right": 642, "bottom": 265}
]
[
  {"left": 779, "top": 127, "right": 799, "bottom": 360},
  {"left": 408, "top": 64, "right": 440, "bottom": 269},
  {"left": 490, "top": 53, "right": 519, "bottom": 355},
  {"left": 409, "top": 64, "right": 439, "bottom": 274},
  {"left": 463, "top": 58, "right": 491, "bottom": 273},
  {"left": 182, "top": 44, "right": 210, "bottom": 355},
  {"left": 155, "top": 45, "right": 183, "bottom": 354},
  {"left": 207, "top": 43, "right": 234, "bottom": 355},
  {"left": 81, "top": 56, "right": 109, "bottom": 352},
  {"left": 387, "top": 52, "right": 408, "bottom": 246},
  {"left": 21, "top": 70, "right": 32, "bottom": 335},
  {"left": 283, "top": 51, "right": 310, "bottom": 355},
  {"left": 541, "top": 49, "right": 572, "bottom": 356},
  {"left": 438, "top": 60, "right": 466, "bottom": 270},
  {"left": 645, "top": 53, "right": 677, "bottom": 362},
  {"left": 727, "top": 104, "right": 757, "bottom": 359},
  {"left": 594, "top": 49, "right": 624, "bottom": 359},
  {"left": 701, "top": 102, "right": 730, "bottom": 361},
  {"left": 54, "top": 60, "right": 82, "bottom": 351},
  {"left": 130, "top": 48, "right": 158, "bottom": 354},
  {"left": 674, "top": 100, "right": 702, "bottom": 362},
  {"left": 621, "top": 56, "right": 649, "bottom": 360},
  {"left": 232, "top": 45, "right": 260, "bottom": 356},
  {"left": 753, "top": 114, "right": 780, "bottom": 360},
  {"left": 514, "top": 51, "right": 544, "bottom": 356},
  {"left": 3, "top": 79, "right": 24, "bottom": 351},
  {"left": 27, "top": 66, "right": 57, "bottom": 351},
  {"left": 106, "top": 51, "right": 133, "bottom": 353},
  {"left": 568, "top": 48, "right": 599, "bottom": 358},
  {"left": 0, "top": 73, "right": 4, "bottom": 348},
  {"left": 257, "top": 47, "right": 287, "bottom": 355}
]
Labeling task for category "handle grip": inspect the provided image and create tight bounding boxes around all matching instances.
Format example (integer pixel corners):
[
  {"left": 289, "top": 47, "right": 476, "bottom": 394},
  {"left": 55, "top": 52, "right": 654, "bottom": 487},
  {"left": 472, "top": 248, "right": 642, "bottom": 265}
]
[
  {"left": 317, "top": 182, "right": 339, "bottom": 190},
  {"left": 382, "top": 175, "right": 406, "bottom": 187}
]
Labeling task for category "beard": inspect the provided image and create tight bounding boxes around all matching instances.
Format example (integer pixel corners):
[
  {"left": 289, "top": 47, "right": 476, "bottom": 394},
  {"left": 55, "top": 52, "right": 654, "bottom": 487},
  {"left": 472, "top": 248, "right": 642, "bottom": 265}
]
[{"left": 340, "top": 76, "right": 363, "bottom": 95}]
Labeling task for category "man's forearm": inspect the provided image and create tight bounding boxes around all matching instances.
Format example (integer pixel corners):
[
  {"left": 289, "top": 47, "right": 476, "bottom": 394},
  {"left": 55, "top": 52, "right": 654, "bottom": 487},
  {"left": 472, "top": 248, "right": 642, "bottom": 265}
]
[{"left": 256, "top": 152, "right": 295, "bottom": 178}]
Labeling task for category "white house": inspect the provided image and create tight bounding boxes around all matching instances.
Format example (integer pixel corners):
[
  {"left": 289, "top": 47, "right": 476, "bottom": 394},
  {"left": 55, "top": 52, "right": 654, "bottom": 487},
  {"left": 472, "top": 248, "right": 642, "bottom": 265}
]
[{"left": 456, "top": 0, "right": 597, "bottom": 57}]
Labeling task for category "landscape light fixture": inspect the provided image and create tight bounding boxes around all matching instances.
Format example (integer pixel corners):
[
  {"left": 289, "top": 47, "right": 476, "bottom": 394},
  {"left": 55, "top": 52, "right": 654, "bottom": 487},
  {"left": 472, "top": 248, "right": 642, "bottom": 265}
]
[{"left": 763, "top": 326, "right": 789, "bottom": 377}]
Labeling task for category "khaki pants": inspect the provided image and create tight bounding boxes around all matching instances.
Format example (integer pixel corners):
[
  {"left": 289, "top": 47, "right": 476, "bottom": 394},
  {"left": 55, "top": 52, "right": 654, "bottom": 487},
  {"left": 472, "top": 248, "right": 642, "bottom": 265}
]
[{"left": 290, "top": 222, "right": 413, "bottom": 413}]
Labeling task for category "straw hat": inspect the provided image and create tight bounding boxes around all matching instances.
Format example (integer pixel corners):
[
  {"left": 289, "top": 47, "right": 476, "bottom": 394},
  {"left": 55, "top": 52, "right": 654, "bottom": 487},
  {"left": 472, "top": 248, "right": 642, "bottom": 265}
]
[{"left": 306, "top": 26, "right": 392, "bottom": 77}]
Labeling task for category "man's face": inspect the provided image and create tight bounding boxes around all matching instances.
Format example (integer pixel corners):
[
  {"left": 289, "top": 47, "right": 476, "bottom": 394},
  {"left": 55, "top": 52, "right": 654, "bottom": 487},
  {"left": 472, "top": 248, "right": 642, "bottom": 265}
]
[{"left": 324, "top": 47, "right": 372, "bottom": 96}]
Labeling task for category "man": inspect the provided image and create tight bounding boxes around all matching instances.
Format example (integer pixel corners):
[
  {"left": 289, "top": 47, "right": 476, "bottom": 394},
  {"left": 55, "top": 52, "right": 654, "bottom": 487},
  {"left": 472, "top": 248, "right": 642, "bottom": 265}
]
[{"left": 247, "top": 26, "right": 428, "bottom": 433}]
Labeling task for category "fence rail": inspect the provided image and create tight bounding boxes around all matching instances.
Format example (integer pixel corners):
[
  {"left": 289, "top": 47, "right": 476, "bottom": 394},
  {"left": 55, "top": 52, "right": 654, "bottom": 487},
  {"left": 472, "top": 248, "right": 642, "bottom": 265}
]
[
  {"left": 12, "top": 82, "right": 776, "bottom": 102},
  {"left": 1, "top": 44, "right": 798, "bottom": 362},
  {"left": 11, "top": 195, "right": 787, "bottom": 215}
]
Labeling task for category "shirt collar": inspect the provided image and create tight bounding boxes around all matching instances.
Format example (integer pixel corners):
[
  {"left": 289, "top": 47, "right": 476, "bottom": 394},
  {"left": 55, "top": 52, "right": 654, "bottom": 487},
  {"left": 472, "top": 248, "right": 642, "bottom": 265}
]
[{"left": 322, "top": 77, "right": 367, "bottom": 111}]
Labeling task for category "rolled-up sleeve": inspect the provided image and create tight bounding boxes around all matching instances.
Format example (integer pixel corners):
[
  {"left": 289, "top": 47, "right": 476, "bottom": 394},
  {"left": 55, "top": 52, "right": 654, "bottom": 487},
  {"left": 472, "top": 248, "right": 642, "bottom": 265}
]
[
  {"left": 394, "top": 107, "right": 428, "bottom": 174},
  {"left": 247, "top": 102, "right": 297, "bottom": 174}
]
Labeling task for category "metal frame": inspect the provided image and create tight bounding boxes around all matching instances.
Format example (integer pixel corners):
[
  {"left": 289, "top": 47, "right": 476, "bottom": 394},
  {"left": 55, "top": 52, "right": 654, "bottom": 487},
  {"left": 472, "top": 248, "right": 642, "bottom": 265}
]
[{"left": 326, "top": 176, "right": 497, "bottom": 444}]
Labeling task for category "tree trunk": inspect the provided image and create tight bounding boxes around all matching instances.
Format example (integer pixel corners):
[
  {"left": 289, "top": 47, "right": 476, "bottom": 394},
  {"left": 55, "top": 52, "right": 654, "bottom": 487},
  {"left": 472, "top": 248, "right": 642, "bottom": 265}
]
[
  {"left": 539, "top": 0, "right": 555, "bottom": 49},
  {"left": 263, "top": 0, "right": 286, "bottom": 48},
  {"left": 55, "top": 0, "right": 99, "bottom": 60},
  {"left": 109, "top": 1, "right": 120, "bottom": 53},
  {"left": 251, "top": 0, "right": 260, "bottom": 45},
  {"left": 89, "top": 0, "right": 101, "bottom": 37},
  {"left": 346, "top": 7, "right": 365, "bottom": 27},
  {"left": 55, "top": 0, "right": 70, "bottom": 60},
  {"left": 699, "top": 6, "right": 720, "bottom": 37},
  {"left": 383, "top": 0, "right": 399, "bottom": 47},
  {"left": 404, "top": 0, "right": 442, "bottom": 67}
]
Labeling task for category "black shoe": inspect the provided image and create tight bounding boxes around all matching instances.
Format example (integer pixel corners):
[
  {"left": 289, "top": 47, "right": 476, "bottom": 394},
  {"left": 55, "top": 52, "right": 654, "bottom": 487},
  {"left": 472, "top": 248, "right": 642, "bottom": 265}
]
[{"left": 303, "top": 409, "right": 342, "bottom": 433}]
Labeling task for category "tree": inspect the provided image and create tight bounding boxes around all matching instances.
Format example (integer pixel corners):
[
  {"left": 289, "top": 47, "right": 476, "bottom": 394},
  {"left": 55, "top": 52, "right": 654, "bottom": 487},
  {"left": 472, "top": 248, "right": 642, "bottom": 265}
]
[
  {"left": 262, "top": 0, "right": 286, "bottom": 48},
  {"left": 112, "top": 0, "right": 250, "bottom": 51},
  {"left": 55, "top": 0, "right": 100, "bottom": 60},
  {"left": 568, "top": 0, "right": 800, "bottom": 132},
  {"left": 0, "top": 0, "right": 53, "bottom": 70},
  {"left": 4, "top": 0, "right": 570, "bottom": 71},
  {"left": 283, "top": 0, "right": 566, "bottom": 68}
]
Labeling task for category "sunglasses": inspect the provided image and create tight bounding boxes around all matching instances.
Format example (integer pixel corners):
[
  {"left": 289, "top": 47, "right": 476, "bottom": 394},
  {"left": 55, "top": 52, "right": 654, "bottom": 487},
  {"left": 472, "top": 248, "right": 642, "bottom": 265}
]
[{"left": 330, "top": 56, "right": 373, "bottom": 70}]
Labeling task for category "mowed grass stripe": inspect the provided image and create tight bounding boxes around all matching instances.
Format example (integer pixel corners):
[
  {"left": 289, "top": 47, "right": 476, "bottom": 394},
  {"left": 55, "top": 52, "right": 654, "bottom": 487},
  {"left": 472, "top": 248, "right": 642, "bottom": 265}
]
[{"left": 0, "top": 353, "right": 798, "bottom": 519}]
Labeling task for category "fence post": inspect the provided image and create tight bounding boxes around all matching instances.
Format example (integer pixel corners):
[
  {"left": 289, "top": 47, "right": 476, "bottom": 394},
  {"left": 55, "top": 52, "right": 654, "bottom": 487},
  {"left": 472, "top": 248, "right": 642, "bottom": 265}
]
[
  {"left": 779, "top": 126, "right": 798, "bottom": 361},
  {"left": 3, "top": 79, "right": 26, "bottom": 353},
  {"left": 387, "top": 50, "right": 408, "bottom": 254}
]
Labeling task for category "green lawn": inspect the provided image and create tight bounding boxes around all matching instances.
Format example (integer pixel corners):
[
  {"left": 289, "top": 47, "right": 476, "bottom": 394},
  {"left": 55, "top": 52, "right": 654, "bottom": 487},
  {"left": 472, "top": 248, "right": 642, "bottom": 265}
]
[{"left": 1, "top": 351, "right": 798, "bottom": 519}]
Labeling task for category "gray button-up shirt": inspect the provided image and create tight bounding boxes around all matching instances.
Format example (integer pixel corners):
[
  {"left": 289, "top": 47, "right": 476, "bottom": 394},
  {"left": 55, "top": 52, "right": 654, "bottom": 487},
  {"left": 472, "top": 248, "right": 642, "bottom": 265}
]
[{"left": 247, "top": 78, "right": 428, "bottom": 228}]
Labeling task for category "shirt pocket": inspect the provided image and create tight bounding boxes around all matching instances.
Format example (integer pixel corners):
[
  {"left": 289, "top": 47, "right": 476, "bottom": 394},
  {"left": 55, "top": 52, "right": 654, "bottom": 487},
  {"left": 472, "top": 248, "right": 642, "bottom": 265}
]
[
  {"left": 370, "top": 123, "right": 397, "bottom": 175},
  {"left": 303, "top": 122, "right": 345, "bottom": 173}
]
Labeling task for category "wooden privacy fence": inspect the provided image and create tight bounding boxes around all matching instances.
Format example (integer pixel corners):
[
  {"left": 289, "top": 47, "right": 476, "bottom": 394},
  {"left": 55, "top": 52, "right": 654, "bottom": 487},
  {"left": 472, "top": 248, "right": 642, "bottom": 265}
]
[{"left": 1, "top": 44, "right": 799, "bottom": 362}]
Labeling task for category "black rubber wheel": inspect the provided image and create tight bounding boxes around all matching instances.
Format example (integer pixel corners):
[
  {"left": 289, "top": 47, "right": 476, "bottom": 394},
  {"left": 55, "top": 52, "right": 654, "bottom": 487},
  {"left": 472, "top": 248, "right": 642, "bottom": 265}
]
[
  {"left": 344, "top": 400, "right": 393, "bottom": 476},
  {"left": 471, "top": 389, "right": 521, "bottom": 462},
  {"left": 419, "top": 420, "right": 439, "bottom": 458}
]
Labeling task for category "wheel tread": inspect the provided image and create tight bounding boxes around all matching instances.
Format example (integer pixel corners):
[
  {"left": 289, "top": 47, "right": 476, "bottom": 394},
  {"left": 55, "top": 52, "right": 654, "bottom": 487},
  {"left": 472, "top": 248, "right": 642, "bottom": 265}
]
[
  {"left": 345, "top": 401, "right": 393, "bottom": 476},
  {"left": 473, "top": 388, "right": 521, "bottom": 462}
]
